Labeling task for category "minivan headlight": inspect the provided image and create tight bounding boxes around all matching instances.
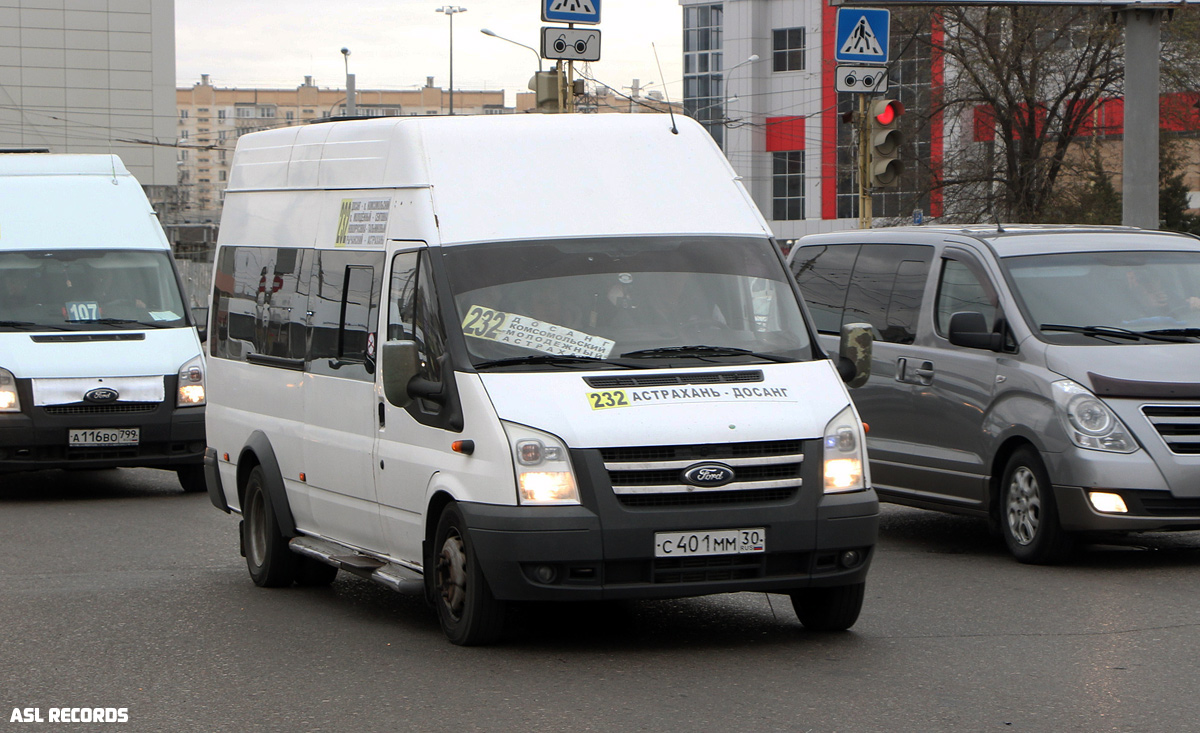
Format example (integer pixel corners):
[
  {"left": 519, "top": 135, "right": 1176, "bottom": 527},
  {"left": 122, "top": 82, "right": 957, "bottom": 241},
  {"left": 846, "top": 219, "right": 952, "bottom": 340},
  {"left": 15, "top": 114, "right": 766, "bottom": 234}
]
[
  {"left": 824, "top": 405, "right": 868, "bottom": 493},
  {"left": 0, "top": 367, "right": 20, "bottom": 412},
  {"left": 177, "top": 355, "right": 206, "bottom": 407},
  {"left": 1051, "top": 380, "right": 1136, "bottom": 453},
  {"left": 501, "top": 421, "right": 579, "bottom": 505}
]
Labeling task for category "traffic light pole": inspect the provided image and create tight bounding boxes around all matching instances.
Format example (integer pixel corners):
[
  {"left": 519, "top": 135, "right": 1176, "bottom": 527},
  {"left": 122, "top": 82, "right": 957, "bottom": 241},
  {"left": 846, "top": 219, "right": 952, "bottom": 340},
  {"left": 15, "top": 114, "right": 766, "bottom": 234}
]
[{"left": 858, "top": 95, "right": 872, "bottom": 229}]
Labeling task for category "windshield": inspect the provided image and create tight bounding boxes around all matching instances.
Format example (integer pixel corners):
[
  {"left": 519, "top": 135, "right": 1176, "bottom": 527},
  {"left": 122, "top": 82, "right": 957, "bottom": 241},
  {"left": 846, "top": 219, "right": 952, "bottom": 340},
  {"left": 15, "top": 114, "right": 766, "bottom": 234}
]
[
  {"left": 0, "top": 249, "right": 188, "bottom": 331},
  {"left": 441, "top": 236, "right": 814, "bottom": 367},
  {"left": 1005, "top": 250, "right": 1200, "bottom": 342}
]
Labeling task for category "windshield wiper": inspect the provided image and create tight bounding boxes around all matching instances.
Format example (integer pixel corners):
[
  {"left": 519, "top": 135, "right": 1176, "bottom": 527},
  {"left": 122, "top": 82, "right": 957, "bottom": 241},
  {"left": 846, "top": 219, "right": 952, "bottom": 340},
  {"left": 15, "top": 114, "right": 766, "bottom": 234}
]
[
  {"left": 0, "top": 320, "right": 71, "bottom": 331},
  {"left": 620, "top": 345, "right": 793, "bottom": 362},
  {"left": 1143, "top": 327, "right": 1200, "bottom": 340},
  {"left": 474, "top": 354, "right": 649, "bottom": 370},
  {"left": 1039, "top": 324, "right": 1189, "bottom": 343},
  {"left": 66, "top": 317, "right": 169, "bottom": 329}
]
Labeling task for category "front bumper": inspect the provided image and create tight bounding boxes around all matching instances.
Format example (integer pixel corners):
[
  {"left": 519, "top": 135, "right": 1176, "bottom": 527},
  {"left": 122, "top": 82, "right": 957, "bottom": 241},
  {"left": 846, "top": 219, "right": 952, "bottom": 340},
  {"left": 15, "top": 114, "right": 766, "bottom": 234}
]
[
  {"left": 0, "top": 376, "right": 205, "bottom": 473},
  {"left": 1055, "top": 485, "right": 1200, "bottom": 532},
  {"left": 458, "top": 445, "right": 879, "bottom": 602}
]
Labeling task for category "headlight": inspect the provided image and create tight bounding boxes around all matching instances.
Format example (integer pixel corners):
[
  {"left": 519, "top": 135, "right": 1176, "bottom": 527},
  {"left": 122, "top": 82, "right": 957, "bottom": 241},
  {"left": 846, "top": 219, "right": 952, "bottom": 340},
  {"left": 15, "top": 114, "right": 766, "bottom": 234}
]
[
  {"left": 1051, "top": 380, "right": 1136, "bottom": 453},
  {"left": 177, "top": 355, "right": 206, "bottom": 407},
  {"left": 0, "top": 367, "right": 20, "bottom": 412},
  {"left": 502, "top": 421, "right": 579, "bottom": 505},
  {"left": 824, "top": 404, "right": 868, "bottom": 493}
]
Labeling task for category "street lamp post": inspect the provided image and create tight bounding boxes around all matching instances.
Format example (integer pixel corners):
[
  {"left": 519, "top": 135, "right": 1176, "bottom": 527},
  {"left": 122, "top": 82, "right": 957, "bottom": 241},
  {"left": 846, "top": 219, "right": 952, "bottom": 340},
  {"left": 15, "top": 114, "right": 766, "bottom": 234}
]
[
  {"left": 480, "top": 28, "right": 542, "bottom": 73},
  {"left": 340, "top": 47, "right": 356, "bottom": 116},
  {"left": 722, "top": 54, "right": 759, "bottom": 148},
  {"left": 436, "top": 6, "right": 467, "bottom": 115}
]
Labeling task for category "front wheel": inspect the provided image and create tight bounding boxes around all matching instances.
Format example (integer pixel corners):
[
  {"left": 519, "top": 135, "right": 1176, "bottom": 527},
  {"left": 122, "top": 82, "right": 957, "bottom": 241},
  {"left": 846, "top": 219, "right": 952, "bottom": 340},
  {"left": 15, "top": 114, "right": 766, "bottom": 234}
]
[
  {"left": 433, "top": 502, "right": 506, "bottom": 646},
  {"left": 1000, "top": 447, "right": 1073, "bottom": 564},
  {"left": 242, "top": 466, "right": 297, "bottom": 587},
  {"left": 789, "top": 582, "right": 865, "bottom": 632}
]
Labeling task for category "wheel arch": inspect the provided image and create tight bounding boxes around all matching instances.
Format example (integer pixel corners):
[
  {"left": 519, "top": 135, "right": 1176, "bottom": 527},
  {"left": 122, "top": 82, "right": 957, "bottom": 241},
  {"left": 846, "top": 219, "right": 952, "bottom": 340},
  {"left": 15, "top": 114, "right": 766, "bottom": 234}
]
[
  {"left": 423, "top": 488, "right": 457, "bottom": 599},
  {"left": 237, "top": 431, "right": 298, "bottom": 538}
]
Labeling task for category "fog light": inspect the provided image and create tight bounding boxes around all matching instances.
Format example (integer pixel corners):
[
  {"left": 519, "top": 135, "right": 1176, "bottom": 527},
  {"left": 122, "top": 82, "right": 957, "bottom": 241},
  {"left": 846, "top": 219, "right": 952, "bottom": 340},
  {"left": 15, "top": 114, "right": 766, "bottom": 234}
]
[
  {"left": 1088, "top": 491, "right": 1128, "bottom": 514},
  {"left": 839, "top": 549, "right": 862, "bottom": 568},
  {"left": 533, "top": 564, "right": 558, "bottom": 584}
]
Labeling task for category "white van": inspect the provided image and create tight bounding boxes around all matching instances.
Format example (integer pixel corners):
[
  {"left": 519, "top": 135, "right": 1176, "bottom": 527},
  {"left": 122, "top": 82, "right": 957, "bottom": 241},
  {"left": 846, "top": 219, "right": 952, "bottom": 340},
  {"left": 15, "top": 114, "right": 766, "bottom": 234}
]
[
  {"left": 0, "top": 154, "right": 207, "bottom": 491},
  {"left": 204, "top": 114, "right": 877, "bottom": 645}
]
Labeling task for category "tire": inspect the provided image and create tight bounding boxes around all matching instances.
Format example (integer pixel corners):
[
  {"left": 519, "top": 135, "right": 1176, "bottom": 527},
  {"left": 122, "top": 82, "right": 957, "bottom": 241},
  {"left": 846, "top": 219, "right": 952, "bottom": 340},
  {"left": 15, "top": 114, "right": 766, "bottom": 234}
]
[
  {"left": 433, "top": 502, "right": 506, "bottom": 646},
  {"left": 1000, "top": 447, "right": 1073, "bottom": 565},
  {"left": 242, "top": 465, "right": 298, "bottom": 587},
  {"left": 789, "top": 582, "right": 865, "bottom": 631},
  {"left": 295, "top": 556, "right": 339, "bottom": 587},
  {"left": 176, "top": 465, "right": 207, "bottom": 493}
]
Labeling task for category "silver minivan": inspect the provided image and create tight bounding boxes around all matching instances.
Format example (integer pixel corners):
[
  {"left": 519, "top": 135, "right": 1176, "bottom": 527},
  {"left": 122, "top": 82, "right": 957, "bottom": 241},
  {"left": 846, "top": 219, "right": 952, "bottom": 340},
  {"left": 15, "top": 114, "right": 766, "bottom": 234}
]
[{"left": 788, "top": 225, "right": 1200, "bottom": 563}]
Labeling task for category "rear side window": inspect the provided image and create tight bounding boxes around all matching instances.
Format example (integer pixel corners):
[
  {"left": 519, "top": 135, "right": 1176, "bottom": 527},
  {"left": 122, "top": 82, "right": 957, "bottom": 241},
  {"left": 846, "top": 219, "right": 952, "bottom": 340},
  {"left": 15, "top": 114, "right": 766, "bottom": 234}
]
[
  {"left": 211, "top": 246, "right": 310, "bottom": 362},
  {"left": 308, "top": 250, "right": 386, "bottom": 381},
  {"left": 793, "top": 243, "right": 932, "bottom": 344}
]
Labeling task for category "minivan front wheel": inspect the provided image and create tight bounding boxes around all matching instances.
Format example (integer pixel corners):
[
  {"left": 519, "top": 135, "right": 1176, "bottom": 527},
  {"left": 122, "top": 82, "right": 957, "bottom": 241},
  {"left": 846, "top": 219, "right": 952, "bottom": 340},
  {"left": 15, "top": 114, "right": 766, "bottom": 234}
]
[
  {"left": 433, "top": 503, "right": 506, "bottom": 645},
  {"left": 1000, "top": 447, "right": 1073, "bottom": 564}
]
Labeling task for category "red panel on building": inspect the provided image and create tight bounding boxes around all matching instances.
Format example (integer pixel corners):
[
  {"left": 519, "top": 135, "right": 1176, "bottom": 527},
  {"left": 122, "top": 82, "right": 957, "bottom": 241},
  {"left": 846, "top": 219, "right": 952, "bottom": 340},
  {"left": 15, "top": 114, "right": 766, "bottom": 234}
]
[{"left": 765, "top": 116, "right": 806, "bottom": 151}]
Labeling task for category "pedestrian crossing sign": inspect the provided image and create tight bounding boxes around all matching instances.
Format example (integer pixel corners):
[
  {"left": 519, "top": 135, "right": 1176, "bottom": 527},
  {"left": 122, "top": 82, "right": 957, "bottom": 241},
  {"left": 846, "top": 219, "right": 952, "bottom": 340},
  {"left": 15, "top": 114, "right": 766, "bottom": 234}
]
[
  {"left": 835, "top": 7, "right": 890, "bottom": 65},
  {"left": 543, "top": 0, "right": 601, "bottom": 25}
]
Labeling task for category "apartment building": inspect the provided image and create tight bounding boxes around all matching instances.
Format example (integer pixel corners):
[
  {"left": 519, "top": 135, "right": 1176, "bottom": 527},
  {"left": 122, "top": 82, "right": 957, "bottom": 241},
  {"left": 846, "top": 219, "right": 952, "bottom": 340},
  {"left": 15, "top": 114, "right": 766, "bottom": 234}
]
[{"left": 171, "top": 74, "right": 506, "bottom": 224}]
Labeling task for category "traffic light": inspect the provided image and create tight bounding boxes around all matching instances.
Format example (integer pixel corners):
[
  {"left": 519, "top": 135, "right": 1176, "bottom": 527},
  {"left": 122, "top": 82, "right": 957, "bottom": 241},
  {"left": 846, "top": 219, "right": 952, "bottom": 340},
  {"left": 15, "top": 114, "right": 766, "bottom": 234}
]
[{"left": 867, "top": 98, "right": 904, "bottom": 188}]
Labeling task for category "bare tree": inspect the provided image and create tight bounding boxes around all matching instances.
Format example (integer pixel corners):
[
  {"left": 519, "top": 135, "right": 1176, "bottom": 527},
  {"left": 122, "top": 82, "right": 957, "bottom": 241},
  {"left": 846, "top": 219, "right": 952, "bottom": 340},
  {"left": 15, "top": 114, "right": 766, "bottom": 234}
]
[{"left": 896, "top": 5, "right": 1125, "bottom": 222}]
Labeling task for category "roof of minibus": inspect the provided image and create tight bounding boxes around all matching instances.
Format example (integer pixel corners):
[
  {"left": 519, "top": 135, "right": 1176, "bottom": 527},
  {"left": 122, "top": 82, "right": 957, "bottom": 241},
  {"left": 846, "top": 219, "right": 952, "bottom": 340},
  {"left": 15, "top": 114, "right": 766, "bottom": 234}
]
[
  {"left": 224, "top": 114, "right": 772, "bottom": 245},
  {"left": 0, "top": 154, "right": 168, "bottom": 251}
]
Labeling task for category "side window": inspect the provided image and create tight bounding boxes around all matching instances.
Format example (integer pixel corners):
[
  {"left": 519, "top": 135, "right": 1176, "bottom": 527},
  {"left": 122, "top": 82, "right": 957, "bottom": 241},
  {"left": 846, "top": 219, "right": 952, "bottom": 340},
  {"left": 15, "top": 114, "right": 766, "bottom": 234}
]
[
  {"left": 844, "top": 244, "right": 933, "bottom": 344},
  {"left": 308, "top": 250, "right": 385, "bottom": 381},
  {"left": 936, "top": 257, "right": 997, "bottom": 336},
  {"left": 210, "top": 246, "right": 310, "bottom": 363},
  {"left": 791, "top": 244, "right": 859, "bottom": 333},
  {"left": 387, "top": 248, "right": 450, "bottom": 418}
]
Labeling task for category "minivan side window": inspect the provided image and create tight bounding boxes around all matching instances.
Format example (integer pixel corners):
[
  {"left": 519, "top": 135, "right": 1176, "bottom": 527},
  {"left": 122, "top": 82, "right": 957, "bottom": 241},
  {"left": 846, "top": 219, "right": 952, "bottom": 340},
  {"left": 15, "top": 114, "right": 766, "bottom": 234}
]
[
  {"left": 211, "top": 246, "right": 310, "bottom": 363},
  {"left": 308, "top": 250, "right": 385, "bottom": 381},
  {"left": 792, "top": 243, "right": 932, "bottom": 344},
  {"left": 388, "top": 249, "right": 453, "bottom": 423},
  {"left": 935, "top": 257, "right": 997, "bottom": 336},
  {"left": 791, "top": 244, "right": 858, "bottom": 333}
]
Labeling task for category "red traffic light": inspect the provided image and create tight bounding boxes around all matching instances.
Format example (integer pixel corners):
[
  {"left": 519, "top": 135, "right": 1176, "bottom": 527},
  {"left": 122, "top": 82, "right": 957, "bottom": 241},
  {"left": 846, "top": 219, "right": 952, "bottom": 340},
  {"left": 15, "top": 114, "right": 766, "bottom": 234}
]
[{"left": 873, "top": 100, "right": 904, "bottom": 126}]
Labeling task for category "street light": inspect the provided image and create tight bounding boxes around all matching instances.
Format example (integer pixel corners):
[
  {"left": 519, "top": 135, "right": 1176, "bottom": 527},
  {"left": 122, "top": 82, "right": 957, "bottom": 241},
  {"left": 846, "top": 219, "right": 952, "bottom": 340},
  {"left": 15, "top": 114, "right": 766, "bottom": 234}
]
[
  {"left": 436, "top": 6, "right": 467, "bottom": 115},
  {"left": 480, "top": 28, "right": 542, "bottom": 73},
  {"left": 722, "top": 54, "right": 759, "bottom": 146},
  {"left": 340, "top": 47, "right": 356, "bottom": 116}
]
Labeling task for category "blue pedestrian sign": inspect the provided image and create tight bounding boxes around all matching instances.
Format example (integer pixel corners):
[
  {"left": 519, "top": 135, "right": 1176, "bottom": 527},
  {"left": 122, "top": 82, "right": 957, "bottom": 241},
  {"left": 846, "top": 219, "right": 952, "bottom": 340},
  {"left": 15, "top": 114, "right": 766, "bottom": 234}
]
[
  {"left": 835, "top": 7, "right": 890, "bottom": 65},
  {"left": 543, "top": 0, "right": 601, "bottom": 26}
]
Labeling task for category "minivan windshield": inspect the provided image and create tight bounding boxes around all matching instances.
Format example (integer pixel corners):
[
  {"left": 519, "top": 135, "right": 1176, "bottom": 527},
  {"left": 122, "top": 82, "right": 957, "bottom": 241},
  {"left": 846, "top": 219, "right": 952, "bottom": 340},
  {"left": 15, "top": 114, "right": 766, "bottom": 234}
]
[
  {"left": 441, "top": 236, "right": 813, "bottom": 367},
  {"left": 1005, "top": 250, "right": 1200, "bottom": 342},
  {"left": 0, "top": 249, "right": 188, "bottom": 331}
]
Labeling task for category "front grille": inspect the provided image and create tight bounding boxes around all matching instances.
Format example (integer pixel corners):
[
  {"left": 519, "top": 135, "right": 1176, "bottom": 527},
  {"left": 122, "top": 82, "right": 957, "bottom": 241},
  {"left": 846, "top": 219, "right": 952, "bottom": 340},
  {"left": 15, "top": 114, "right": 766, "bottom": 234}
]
[
  {"left": 44, "top": 403, "right": 159, "bottom": 416},
  {"left": 654, "top": 555, "right": 763, "bottom": 583},
  {"left": 1141, "top": 405, "right": 1200, "bottom": 455},
  {"left": 585, "top": 370, "right": 763, "bottom": 389},
  {"left": 601, "top": 439, "right": 804, "bottom": 507}
]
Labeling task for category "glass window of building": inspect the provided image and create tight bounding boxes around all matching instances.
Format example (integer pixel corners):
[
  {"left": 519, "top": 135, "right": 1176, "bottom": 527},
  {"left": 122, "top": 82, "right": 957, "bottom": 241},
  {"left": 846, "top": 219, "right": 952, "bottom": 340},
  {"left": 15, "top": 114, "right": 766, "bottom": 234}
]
[
  {"left": 683, "top": 4, "right": 724, "bottom": 147},
  {"left": 773, "top": 28, "right": 806, "bottom": 72},
  {"left": 772, "top": 151, "right": 805, "bottom": 221}
]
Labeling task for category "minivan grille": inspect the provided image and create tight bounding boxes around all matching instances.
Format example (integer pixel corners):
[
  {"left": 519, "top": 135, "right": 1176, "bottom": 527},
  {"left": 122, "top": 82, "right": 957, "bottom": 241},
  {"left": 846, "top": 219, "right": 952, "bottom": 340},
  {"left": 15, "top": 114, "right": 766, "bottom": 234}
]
[
  {"left": 44, "top": 403, "right": 159, "bottom": 416},
  {"left": 600, "top": 439, "right": 804, "bottom": 507},
  {"left": 1141, "top": 405, "right": 1200, "bottom": 455}
]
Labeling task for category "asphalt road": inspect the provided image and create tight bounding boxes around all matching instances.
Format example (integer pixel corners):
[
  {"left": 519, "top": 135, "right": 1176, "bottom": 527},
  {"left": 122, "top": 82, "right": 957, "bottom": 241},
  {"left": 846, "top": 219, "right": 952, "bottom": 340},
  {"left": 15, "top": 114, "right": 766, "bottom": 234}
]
[{"left": 2, "top": 468, "right": 1199, "bottom": 732}]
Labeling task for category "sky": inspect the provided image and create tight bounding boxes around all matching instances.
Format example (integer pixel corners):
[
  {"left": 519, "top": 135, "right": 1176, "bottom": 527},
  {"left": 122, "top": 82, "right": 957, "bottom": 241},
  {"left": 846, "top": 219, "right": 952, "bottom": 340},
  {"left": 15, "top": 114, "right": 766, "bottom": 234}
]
[{"left": 175, "top": 1, "right": 685, "bottom": 106}]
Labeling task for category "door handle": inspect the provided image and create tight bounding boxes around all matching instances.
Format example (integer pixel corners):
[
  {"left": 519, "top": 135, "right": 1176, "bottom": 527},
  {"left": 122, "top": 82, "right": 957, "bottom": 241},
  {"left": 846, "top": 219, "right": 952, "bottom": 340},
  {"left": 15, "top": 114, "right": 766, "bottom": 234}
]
[
  {"left": 378, "top": 401, "right": 385, "bottom": 428},
  {"left": 913, "top": 361, "right": 935, "bottom": 385}
]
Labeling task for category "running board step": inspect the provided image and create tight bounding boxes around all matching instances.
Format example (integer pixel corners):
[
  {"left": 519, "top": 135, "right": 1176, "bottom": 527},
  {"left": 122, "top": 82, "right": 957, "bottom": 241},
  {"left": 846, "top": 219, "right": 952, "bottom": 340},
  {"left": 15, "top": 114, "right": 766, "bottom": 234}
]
[{"left": 290, "top": 536, "right": 424, "bottom": 593}]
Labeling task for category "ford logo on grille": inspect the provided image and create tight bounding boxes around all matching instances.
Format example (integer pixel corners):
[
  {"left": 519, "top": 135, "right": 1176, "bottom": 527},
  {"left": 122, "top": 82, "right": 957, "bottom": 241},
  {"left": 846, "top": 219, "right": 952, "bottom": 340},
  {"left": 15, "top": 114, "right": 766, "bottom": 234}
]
[
  {"left": 682, "top": 462, "right": 735, "bottom": 488},
  {"left": 84, "top": 387, "right": 120, "bottom": 403}
]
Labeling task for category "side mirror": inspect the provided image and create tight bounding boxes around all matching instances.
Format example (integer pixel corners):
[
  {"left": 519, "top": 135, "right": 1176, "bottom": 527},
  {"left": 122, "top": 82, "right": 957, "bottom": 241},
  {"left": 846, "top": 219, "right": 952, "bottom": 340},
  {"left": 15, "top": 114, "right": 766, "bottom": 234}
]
[
  {"left": 837, "top": 322, "right": 873, "bottom": 389},
  {"left": 947, "top": 311, "right": 1004, "bottom": 351},
  {"left": 192, "top": 306, "right": 209, "bottom": 343},
  {"left": 381, "top": 340, "right": 421, "bottom": 408}
]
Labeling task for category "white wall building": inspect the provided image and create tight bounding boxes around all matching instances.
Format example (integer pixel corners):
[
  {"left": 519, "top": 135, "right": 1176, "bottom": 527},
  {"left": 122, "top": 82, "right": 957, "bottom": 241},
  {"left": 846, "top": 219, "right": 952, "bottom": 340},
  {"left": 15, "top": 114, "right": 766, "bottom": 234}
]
[{"left": 0, "top": 0, "right": 176, "bottom": 187}]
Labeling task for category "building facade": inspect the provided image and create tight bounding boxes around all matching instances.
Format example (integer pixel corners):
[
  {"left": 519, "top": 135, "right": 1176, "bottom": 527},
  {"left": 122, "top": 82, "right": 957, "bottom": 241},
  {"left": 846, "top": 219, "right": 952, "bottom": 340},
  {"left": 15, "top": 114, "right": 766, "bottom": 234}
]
[
  {"left": 0, "top": 0, "right": 176, "bottom": 188},
  {"left": 171, "top": 75, "right": 506, "bottom": 225}
]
